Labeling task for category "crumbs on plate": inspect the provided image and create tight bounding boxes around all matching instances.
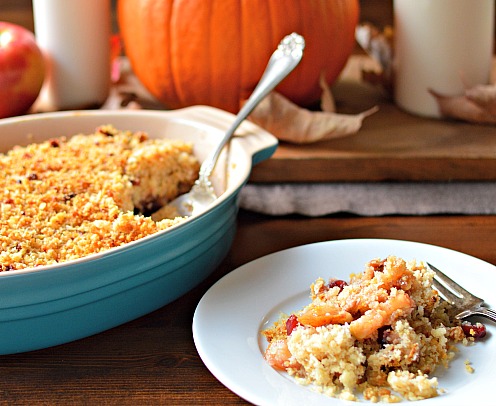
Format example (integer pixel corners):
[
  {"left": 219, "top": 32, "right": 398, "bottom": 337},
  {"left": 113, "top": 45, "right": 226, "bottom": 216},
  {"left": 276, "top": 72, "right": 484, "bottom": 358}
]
[{"left": 262, "top": 256, "right": 486, "bottom": 402}]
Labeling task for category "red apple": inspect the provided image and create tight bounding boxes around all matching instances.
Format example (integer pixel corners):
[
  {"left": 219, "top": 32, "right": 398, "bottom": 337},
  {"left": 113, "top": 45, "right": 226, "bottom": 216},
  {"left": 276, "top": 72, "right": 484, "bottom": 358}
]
[{"left": 0, "top": 22, "right": 45, "bottom": 118}]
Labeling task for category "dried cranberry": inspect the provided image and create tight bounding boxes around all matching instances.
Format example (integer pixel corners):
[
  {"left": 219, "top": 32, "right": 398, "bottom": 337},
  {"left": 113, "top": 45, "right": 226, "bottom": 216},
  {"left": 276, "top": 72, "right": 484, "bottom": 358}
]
[
  {"left": 136, "top": 131, "right": 148, "bottom": 143},
  {"left": 27, "top": 173, "right": 38, "bottom": 181},
  {"left": 461, "top": 322, "right": 486, "bottom": 339},
  {"left": 63, "top": 192, "right": 76, "bottom": 202},
  {"left": 377, "top": 326, "right": 392, "bottom": 346},
  {"left": 1, "top": 264, "right": 14, "bottom": 272},
  {"left": 286, "top": 314, "right": 300, "bottom": 335},
  {"left": 97, "top": 126, "right": 114, "bottom": 137},
  {"left": 370, "top": 259, "right": 387, "bottom": 272},
  {"left": 328, "top": 279, "right": 348, "bottom": 291},
  {"left": 49, "top": 139, "right": 60, "bottom": 148}
]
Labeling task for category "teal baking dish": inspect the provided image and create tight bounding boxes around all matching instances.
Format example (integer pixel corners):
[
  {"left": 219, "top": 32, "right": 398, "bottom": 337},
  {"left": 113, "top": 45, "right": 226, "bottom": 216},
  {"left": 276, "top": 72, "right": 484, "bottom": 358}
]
[{"left": 0, "top": 107, "right": 277, "bottom": 354}]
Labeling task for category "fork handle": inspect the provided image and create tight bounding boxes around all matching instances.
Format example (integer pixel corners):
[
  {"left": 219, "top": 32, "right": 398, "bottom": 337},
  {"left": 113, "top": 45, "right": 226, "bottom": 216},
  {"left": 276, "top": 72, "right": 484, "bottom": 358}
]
[{"left": 458, "top": 306, "right": 496, "bottom": 323}]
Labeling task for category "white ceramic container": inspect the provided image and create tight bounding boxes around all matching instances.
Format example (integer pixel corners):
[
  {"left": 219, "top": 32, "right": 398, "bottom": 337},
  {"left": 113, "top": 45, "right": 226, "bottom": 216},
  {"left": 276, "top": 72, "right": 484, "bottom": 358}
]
[
  {"left": 32, "top": 0, "right": 111, "bottom": 110},
  {"left": 394, "top": 0, "right": 494, "bottom": 118}
]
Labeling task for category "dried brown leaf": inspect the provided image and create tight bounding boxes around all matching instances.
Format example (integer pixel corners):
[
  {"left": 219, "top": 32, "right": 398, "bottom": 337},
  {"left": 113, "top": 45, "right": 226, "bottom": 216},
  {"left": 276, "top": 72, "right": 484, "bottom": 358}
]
[
  {"left": 248, "top": 92, "right": 378, "bottom": 144},
  {"left": 429, "top": 89, "right": 496, "bottom": 124},
  {"left": 464, "top": 84, "right": 496, "bottom": 115},
  {"left": 355, "top": 23, "right": 394, "bottom": 77},
  {"left": 319, "top": 72, "right": 336, "bottom": 113},
  {"left": 355, "top": 22, "right": 394, "bottom": 92}
]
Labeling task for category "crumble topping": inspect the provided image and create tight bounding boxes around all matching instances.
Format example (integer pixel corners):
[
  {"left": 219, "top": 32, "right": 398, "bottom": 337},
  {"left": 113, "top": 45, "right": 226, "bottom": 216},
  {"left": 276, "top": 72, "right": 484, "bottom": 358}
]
[
  {"left": 262, "top": 256, "right": 485, "bottom": 402},
  {"left": 0, "top": 125, "right": 200, "bottom": 271}
]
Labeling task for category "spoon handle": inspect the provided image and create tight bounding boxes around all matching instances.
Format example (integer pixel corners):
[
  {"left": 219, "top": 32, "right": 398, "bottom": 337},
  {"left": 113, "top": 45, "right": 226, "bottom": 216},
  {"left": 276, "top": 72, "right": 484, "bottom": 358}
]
[{"left": 199, "top": 32, "right": 305, "bottom": 180}]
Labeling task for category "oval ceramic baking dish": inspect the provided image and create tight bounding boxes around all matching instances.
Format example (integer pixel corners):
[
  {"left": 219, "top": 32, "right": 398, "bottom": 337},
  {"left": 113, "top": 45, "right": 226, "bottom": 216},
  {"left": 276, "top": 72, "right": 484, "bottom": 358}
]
[{"left": 0, "top": 106, "right": 277, "bottom": 354}]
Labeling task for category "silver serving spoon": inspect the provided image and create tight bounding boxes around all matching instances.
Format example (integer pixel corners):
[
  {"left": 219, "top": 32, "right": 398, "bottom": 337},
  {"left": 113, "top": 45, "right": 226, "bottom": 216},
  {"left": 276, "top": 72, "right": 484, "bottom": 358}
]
[{"left": 168, "top": 32, "right": 305, "bottom": 217}]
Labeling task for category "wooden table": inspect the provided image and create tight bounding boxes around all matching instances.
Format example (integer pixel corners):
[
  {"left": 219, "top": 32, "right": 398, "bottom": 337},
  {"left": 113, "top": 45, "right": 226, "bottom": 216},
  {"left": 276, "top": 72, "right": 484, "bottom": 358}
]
[
  {"left": 0, "top": 210, "right": 495, "bottom": 405},
  {"left": 249, "top": 57, "right": 496, "bottom": 183}
]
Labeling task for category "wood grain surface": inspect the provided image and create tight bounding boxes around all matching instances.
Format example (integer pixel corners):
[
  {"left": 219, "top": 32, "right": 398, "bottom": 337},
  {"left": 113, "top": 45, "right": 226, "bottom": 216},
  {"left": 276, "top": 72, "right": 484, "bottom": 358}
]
[
  {"left": 0, "top": 210, "right": 495, "bottom": 405},
  {"left": 249, "top": 66, "right": 496, "bottom": 183}
]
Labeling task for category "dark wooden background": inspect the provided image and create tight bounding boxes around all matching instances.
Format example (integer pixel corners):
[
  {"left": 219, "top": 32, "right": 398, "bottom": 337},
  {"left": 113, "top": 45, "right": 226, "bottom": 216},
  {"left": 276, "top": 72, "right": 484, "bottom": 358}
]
[{"left": 3, "top": 0, "right": 393, "bottom": 33}]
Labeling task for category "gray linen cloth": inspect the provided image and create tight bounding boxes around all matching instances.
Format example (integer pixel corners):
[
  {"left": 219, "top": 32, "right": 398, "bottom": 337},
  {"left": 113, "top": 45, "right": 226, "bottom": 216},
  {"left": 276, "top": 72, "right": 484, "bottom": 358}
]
[{"left": 239, "top": 182, "right": 496, "bottom": 216}]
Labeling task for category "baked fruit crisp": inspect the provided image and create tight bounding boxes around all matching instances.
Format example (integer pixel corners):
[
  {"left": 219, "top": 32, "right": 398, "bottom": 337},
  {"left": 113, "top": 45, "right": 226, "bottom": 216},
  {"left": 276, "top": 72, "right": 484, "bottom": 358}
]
[
  {"left": 262, "top": 256, "right": 486, "bottom": 402},
  {"left": 0, "top": 125, "right": 200, "bottom": 271}
]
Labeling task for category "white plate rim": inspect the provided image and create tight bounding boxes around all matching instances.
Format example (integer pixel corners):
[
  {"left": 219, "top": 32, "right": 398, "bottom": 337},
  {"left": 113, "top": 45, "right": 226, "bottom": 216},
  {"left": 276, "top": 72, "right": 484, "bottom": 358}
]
[{"left": 193, "top": 238, "right": 496, "bottom": 405}]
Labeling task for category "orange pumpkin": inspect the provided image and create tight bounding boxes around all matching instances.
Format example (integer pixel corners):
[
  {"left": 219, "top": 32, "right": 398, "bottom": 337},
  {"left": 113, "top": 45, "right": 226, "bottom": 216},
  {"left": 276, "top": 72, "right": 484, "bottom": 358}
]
[{"left": 118, "top": 0, "right": 360, "bottom": 113}]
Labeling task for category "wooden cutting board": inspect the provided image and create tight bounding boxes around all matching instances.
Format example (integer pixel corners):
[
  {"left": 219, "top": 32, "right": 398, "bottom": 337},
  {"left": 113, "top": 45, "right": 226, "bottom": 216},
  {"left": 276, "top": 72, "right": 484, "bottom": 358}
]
[{"left": 249, "top": 57, "right": 496, "bottom": 183}]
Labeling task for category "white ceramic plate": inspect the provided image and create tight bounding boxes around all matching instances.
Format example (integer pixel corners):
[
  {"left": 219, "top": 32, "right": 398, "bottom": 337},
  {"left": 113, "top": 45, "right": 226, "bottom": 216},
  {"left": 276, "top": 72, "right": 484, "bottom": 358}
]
[{"left": 193, "top": 238, "right": 496, "bottom": 405}]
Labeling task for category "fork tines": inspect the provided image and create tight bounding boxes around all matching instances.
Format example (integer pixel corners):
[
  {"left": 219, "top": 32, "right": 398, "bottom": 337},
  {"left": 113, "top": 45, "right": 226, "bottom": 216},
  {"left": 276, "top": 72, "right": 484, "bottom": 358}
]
[{"left": 427, "top": 262, "right": 484, "bottom": 306}]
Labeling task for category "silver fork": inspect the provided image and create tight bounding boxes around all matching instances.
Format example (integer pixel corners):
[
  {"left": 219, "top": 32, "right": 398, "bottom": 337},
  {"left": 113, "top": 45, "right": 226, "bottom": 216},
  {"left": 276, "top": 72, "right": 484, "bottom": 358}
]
[{"left": 427, "top": 262, "right": 496, "bottom": 323}]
